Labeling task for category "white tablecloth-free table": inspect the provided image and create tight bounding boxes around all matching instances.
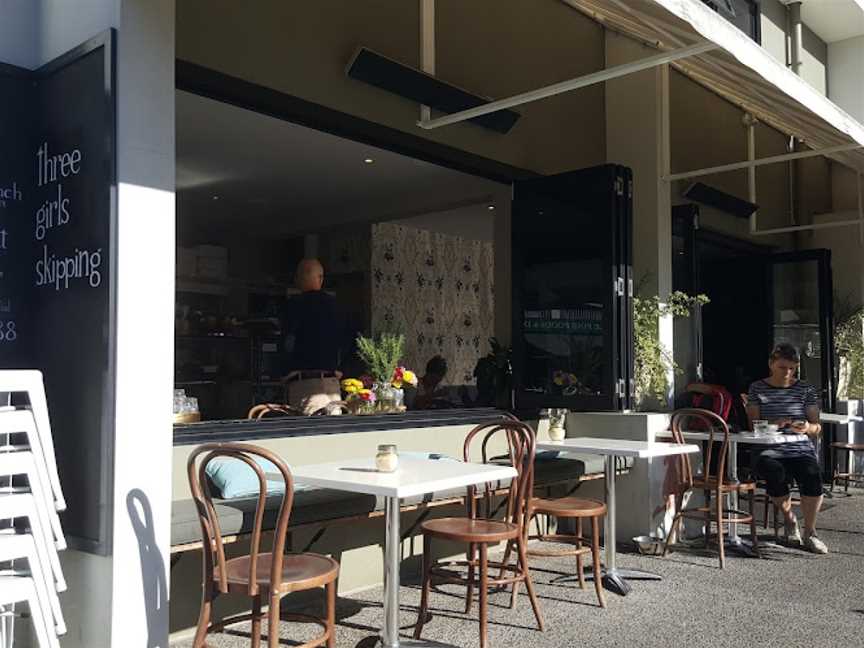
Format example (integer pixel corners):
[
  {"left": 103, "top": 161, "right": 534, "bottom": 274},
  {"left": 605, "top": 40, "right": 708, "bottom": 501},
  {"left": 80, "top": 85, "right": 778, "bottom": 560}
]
[
  {"left": 536, "top": 437, "right": 699, "bottom": 596},
  {"left": 288, "top": 457, "right": 517, "bottom": 648},
  {"left": 657, "top": 430, "right": 810, "bottom": 548}
]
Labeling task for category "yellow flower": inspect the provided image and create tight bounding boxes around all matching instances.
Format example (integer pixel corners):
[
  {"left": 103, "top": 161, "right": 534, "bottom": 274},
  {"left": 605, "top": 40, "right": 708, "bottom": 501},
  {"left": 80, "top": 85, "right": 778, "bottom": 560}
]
[
  {"left": 341, "top": 378, "right": 364, "bottom": 394},
  {"left": 402, "top": 370, "right": 418, "bottom": 386},
  {"left": 392, "top": 380, "right": 403, "bottom": 389}
]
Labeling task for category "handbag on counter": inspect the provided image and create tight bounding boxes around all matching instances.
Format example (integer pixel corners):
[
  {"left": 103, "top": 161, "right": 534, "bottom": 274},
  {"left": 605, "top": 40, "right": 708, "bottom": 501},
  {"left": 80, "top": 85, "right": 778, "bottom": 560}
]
[{"left": 283, "top": 370, "right": 343, "bottom": 415}]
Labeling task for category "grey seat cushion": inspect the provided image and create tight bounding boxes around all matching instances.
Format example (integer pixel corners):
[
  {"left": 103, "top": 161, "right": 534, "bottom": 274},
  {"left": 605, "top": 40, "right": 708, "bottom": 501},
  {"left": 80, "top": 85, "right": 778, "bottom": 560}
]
[{"left": 171, "top": 488, "right": 376, "bottom": 547}]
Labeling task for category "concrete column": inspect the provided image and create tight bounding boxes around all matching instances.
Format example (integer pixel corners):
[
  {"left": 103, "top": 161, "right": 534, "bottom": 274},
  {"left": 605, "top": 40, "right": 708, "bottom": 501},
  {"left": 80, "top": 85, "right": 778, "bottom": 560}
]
[{"left": 110, "top": 2, "right": 175, "bottom": 648}]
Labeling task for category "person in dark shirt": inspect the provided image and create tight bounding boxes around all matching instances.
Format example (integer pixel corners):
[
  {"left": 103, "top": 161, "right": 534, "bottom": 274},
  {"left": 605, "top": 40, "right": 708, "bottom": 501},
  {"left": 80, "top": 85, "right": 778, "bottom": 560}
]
[
  {"left": 282, "top": 259, "right": 351, "bottom": 371},
  {"left": 746, "top": 343, "right": 826, "bottom": 554}
]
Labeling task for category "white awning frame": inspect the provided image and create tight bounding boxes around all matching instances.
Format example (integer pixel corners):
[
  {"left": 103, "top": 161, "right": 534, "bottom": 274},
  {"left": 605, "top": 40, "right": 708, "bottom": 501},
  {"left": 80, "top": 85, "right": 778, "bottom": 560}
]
[{"left": 415, "top": 0, "right": 864, "bottom": 239}]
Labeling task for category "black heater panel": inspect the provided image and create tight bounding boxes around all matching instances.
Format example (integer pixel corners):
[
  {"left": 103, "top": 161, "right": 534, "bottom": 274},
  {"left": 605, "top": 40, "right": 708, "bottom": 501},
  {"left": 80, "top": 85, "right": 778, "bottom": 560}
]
[
  {"left": 684, "top": 182, "right": 758, "bottom": 219},
  {"left": 346, "top": 47, "right": 520, "bottom": 134}
]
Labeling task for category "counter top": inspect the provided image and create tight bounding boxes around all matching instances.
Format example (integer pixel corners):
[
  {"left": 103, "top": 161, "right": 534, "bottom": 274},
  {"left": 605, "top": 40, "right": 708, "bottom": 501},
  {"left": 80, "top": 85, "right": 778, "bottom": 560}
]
[{"left": 173, "top": 407, "right": 510, "bottom": 446}]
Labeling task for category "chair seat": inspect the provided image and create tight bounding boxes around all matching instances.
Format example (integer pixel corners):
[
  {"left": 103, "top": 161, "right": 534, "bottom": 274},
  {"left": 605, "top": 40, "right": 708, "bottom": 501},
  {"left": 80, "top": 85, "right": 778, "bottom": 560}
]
[
  {"left": 530, "top": 496, "right": 606, "bottom": 517},
  {"left": 221, "top": 552, "right": 339, "bottom": 593},
  {"left": 692, "top": 476, "right": 757, "bottom": 492},
  {"left": 832, "top": 442, "right": 864, "bottom": 451},
  {"left": 421, "top": 517, "right": 519, "bottom": 543}
]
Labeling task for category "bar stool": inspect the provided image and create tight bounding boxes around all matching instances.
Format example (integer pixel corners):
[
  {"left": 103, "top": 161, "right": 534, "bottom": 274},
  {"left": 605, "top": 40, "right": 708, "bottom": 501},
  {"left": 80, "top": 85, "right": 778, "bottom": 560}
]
[
  {"left": 831, "top": 442, "right": 864, "bottom": 494},
  {"left": 0, "top": 576, "right": 59, "bottom": 648},
  {"left": 0, "top": 372, "right": 65, "bottom": 512}
]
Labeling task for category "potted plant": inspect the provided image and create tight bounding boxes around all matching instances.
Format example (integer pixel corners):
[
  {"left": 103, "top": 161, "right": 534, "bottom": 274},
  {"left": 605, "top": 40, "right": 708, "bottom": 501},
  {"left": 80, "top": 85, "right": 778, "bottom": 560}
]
[
  {"left": 633, "top": 288, "right": 709, "bottom": 410},
  {"left": 355, "top": 333, "right": 417, "bottom": 412},
  {"left": 834, "top": 299, "right": 864, "bottom": 402}
]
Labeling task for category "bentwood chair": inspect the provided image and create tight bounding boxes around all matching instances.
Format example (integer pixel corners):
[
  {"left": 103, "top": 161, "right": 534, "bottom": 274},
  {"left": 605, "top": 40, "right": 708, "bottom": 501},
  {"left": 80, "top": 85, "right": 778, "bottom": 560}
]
[
  {"left": 413, "top": 420, "right": 544, "bottom": 648},
  {"left": 523, "top": 492, "right": 606, "bottom": 608},
  {"left": 188, "top": 443, "right": 339, "bottom": 648},
  {"left": 663, "top": 409, "right": 758, "bottom": 568},
  {"left": 831, "top": 442, "right": 864, "bottom": 494}
]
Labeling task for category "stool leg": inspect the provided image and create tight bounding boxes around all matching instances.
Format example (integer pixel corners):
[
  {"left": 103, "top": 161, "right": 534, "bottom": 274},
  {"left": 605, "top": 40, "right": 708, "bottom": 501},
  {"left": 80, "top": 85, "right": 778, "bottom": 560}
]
[
  {"left": 575, "top": 517, "right": 585, "bottom": 590},
  {"left": 413, "top": 534, "right": 432, "bottom": 639},
  {"left": 466, "top": 542, "right": 477, "bottom": 614},
  {"left": 715, "top": 489, "right": 725, "bottom": 569},
  {"left": 479, "top": 544, "right": 489, "bottom": 648},
  {"left": 251, "top": 594, "right": 261, "bottom": 648},
  {"left": 326, "top": 580, "right": 336, "bottom": 648},
  {"left": 591, "top": 516, "right": 606, "bottom": 609}
]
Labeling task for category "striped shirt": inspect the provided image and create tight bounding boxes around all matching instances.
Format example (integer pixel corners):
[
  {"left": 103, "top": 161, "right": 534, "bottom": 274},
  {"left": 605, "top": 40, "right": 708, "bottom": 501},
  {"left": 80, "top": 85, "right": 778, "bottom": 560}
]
[{"left": 747, "top": 380, "right": 820, "bottom": 459}]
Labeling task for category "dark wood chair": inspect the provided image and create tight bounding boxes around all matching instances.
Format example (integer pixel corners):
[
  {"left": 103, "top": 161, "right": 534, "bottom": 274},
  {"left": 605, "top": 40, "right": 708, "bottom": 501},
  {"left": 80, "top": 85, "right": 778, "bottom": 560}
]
[
  {"left": 413, "top": 420, "right": 544, "bottom": 648},
  {"left": 662, "top": 408, "right": 758, "bottom": 569},
  {"left": 831, "top": 442, "right": 864, "bottom": 494},
  {"left": 188, "top": 442, "right": 339, "bottom": 648}
]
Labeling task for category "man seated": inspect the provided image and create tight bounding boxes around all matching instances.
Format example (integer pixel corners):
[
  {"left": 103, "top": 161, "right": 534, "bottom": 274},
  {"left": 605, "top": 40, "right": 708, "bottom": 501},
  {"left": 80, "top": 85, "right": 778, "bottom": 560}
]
[
  {"left": 411, "top": 356, "right": 450, "bottom": 410},
  {"left": 746, "top": 343, "right": 827, "bottom": 554}
]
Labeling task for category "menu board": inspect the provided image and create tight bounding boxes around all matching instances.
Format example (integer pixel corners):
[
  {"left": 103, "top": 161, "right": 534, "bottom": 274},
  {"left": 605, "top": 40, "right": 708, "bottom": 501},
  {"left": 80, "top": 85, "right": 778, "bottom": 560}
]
[
  {"left": 0, "top": 67, "right": 35, "bottom": 367},
  {"left": 0, "top": 32, "right": 116, "bottom": 554}
]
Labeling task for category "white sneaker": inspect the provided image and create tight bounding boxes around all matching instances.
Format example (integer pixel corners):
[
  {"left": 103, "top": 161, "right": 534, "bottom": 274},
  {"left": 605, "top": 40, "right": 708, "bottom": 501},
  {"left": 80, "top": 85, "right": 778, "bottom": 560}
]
[
  {"left": 784, "top": 517, "right": 802, "bottom": 545},
  {"left": 803, "top": 532, "right": 828, "bottom": 555}
]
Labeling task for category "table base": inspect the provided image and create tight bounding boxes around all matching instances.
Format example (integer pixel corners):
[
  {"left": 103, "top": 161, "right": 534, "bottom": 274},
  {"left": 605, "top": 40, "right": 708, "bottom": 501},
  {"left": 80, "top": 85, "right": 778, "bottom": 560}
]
[
  {"left": 553, "top": 566, "right": 663, "bottom": 596},
  {"left": 365, "top": 638, "right": 460, "bottom": 648}
]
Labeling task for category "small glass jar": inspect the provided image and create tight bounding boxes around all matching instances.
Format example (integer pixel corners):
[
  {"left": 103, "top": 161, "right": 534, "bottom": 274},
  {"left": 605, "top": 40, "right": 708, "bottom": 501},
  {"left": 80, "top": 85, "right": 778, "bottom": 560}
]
[
  {"left": 375, "top": 444, "right": 399, "bottom": 472},
  {"left": 548, "top": 408, "right": 567, "bottom": 442}
]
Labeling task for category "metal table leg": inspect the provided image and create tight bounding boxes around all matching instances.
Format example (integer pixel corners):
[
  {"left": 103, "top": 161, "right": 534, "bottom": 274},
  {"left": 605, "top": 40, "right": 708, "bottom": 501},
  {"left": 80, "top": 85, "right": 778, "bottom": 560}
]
[
  {"left": 582, "top": 455, "right": 662, "bottom": 596},
  {"left": 724, "top": 438, "right": 759, "bottom": 556},
  {"left": 379, "top": 496, "right": 450, "bottom": 648}
]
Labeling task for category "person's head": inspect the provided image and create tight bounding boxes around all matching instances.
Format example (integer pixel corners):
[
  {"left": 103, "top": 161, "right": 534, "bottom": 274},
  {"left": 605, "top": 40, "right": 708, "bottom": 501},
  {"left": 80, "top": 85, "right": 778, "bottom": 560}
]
[
  {"left": 768, "top": 343, "right": 800, "bottom": 386},
  {"left": 295, "top": 258, "right": 324, "bottom": 292},
  {"left": 425, "top": 355, "right": 448, "bottom": 386}
]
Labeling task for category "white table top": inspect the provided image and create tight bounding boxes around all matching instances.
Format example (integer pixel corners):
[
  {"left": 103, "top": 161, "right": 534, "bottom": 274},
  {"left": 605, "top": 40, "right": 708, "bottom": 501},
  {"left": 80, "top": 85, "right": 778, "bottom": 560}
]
[
  {"left": 289, "top": 457, "right": 517, "bottom": 499},
  {"left": 821, "top": 413, "right": 864, "bottom": 424},
  {"left": 657, "top": 430, "right": 809, "bottom": 444},
  {"left": 537, "top": 437, "right": 699, "bottom": 458}
]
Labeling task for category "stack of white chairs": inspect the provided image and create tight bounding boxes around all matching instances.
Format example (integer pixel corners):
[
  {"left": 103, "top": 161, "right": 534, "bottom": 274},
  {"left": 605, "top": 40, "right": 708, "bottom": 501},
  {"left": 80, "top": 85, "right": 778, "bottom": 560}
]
[{"left": 0, "top": 371, "right": 66, "bottom": 648}]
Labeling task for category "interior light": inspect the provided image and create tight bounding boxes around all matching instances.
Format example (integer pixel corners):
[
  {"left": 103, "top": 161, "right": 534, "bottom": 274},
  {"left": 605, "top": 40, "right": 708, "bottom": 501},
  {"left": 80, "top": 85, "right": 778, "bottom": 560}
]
[
  {"left": 487, "top": 205, "right": 495, "bottom": 211},
  {"left": 211, "top": 195, "right": 220, "bottom": 201},
  {"left": 364, "top": 158, "right": 375, "bottom": 164}
]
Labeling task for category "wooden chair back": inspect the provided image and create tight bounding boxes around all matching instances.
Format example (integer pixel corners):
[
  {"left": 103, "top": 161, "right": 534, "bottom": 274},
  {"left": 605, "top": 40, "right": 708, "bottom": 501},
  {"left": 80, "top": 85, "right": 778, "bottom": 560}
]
[
  {"left": 187, "top": 442, "right": 295, "bottom": 597},
  {"left": 463, "top": 419, "right": 536, "bottom": 531},
  {"left": 670, "top": 408, "right": 731, "bottom": 490}
]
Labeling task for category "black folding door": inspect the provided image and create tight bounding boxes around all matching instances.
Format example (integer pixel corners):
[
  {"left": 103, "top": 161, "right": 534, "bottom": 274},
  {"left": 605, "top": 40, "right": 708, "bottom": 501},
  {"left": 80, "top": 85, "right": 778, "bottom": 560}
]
[{"left": 512, "top": 165, "right": 633, "bottom": 411}]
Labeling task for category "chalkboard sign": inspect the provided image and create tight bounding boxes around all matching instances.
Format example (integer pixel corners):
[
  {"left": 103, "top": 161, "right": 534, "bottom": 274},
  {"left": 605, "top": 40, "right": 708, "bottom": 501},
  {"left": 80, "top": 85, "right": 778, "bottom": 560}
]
[{"left": 0, "top": 31, "right": 116, "bottom": 554}]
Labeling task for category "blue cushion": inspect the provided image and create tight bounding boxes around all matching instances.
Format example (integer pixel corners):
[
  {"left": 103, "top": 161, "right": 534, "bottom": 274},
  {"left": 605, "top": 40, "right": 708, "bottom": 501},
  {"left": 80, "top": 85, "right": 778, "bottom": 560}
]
[
  {"left": 397, "top": 451, "right": 458, "bottom": 462},
  {"left": 535, "top": 450, "right": 561, "bottom": 461},
  {"left": 205, "top": 456, "right": 307, "bottom": 500}
]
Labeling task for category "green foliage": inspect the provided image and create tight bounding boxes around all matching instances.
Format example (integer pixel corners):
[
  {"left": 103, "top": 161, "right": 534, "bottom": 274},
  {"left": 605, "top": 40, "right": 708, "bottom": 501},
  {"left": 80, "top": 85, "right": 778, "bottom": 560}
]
[
  {"left": 834, "top": 298, "right": 864, "bottom": 400},
  {"left": 634, "top": 288, "right": 709, "bottom": 409},
  {"left": 356, "top": 332, "right": 405, "bottom": 385}
]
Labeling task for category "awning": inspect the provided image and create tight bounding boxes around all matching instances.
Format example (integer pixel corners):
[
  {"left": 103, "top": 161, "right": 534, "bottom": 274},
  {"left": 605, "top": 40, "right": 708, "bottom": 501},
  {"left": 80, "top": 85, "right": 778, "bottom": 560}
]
[{"left": 561, "top": 0, "right": 864, "bottom": 172}]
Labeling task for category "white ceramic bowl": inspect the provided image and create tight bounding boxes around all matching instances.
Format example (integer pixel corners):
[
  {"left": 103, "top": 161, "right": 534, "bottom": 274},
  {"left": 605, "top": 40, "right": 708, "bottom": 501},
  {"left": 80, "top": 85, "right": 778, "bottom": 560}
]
[{"left": 632, "top": 535, "right": 664, "bottom": 556}]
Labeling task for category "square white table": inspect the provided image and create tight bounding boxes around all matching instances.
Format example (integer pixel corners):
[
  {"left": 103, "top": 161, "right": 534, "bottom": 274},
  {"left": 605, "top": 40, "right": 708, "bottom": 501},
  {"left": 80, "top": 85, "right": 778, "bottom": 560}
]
[
  {"left": 656, "top": 430, "right": 810, "bottom": 552},
  {"left": 289, "top": 457, "right": 517, "bottom": 648},
  {"left": 536, "top": 437, "right": 699, "bottom": 596}
]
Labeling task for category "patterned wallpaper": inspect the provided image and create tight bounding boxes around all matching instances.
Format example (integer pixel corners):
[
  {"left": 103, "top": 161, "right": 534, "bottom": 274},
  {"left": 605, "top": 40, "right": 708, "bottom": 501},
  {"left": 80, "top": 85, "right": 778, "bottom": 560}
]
[{"left": 371, "top": 222, "right": 494, "bottom": 385}]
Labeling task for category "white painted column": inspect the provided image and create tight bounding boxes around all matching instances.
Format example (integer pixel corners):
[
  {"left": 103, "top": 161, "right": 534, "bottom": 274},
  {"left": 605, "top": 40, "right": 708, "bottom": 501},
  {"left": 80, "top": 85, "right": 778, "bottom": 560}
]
[
  {"left": 606, "top": 33, "right": 674, "bottom": 406},
  {"left": 110, "top": 2, "right": 175, "bottom": 648}
]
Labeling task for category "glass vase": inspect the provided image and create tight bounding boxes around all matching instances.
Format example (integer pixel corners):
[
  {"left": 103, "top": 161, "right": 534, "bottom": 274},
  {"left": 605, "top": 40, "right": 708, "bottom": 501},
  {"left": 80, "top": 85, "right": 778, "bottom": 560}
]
[{"left": 374, "top": 383, "right": 398, "bottom": 413}]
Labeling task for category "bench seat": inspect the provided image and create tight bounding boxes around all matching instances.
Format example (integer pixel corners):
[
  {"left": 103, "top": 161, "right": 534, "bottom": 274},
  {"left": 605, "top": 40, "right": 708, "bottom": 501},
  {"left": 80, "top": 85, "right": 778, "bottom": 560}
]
[{"left": 171, "top": 453, "right": 606, "bottom": 550}]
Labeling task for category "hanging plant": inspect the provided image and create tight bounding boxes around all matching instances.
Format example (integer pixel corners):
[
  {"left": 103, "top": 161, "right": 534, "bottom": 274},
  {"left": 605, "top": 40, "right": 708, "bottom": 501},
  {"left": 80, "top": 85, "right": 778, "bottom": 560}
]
[
  {"left": 834, "top": 298, "right": 864, "bottom": 401},
  {"left": 634, "top": 286, "right": 709, "bottom": 409}
]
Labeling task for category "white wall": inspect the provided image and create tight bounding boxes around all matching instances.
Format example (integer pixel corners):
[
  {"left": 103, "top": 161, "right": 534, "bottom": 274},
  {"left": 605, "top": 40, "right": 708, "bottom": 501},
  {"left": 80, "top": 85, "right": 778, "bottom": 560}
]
[
  {"left": 829, "top": 35, "right": 864, "bottom": 123},
  {"left": 0, "top": 0, "right": 37, "bottom": 68},
  {"left": 111, "top": 1, "right": 175, "bottom": 647}
]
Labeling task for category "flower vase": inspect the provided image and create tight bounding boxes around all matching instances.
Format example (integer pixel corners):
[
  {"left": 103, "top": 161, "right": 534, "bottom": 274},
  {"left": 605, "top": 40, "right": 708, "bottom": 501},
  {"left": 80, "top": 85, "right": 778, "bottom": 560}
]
[{"left": 374, "top": 383, "right": 398, "bottom": 413}]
